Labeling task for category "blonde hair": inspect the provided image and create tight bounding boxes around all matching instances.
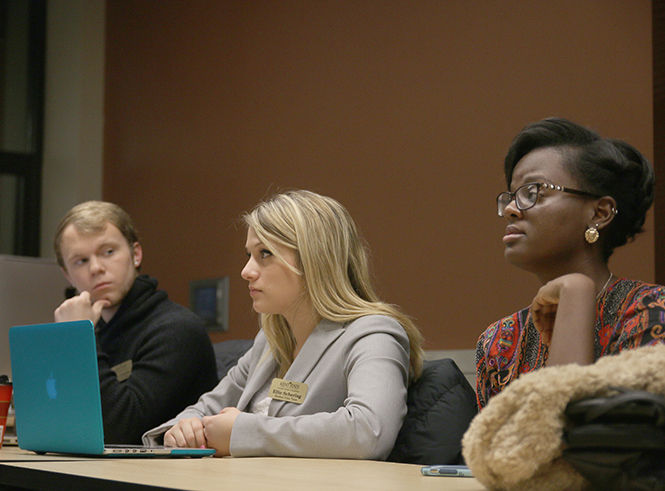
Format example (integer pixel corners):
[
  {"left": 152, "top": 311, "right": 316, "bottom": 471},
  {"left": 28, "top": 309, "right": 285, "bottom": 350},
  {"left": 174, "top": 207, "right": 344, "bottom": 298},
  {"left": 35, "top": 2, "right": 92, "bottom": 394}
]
[
  {"left": 243, "top": 190, "right": 424, "bottom": 381},
  {"left": 54, "top": 201, "right": 139, "bottom": 268}
]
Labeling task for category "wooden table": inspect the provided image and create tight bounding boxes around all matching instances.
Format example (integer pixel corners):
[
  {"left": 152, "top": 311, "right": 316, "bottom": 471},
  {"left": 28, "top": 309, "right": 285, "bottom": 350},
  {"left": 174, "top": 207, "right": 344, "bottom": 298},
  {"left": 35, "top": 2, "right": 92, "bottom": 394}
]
[{"left": 0, "top": 446, "right": 485, "bottom": 490}]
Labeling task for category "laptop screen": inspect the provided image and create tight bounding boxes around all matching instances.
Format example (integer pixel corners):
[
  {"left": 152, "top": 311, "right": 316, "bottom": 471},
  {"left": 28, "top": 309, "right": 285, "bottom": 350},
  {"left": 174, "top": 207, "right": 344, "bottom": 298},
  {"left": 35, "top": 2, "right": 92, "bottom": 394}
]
[
  {"left": 8, "top": 320, "right": 216, "bottom": 458},
  {"left": 9, "top": 321, "right": 106, "bottom": 455}
]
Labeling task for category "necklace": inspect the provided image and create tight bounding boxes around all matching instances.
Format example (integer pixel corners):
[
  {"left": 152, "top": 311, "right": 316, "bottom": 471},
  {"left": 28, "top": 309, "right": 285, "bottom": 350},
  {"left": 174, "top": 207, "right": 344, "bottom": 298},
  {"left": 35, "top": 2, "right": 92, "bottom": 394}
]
[{"left": 596, "top": 272, "right": 613, "bottom": 300}]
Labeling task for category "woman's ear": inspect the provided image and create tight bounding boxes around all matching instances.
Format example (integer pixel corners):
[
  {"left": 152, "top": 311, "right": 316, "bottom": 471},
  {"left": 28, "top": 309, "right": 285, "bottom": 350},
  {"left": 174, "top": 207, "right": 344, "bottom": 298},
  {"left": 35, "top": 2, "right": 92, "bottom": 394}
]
[{"left": 593, "top": 196, "right": 618, "bottom": 231}]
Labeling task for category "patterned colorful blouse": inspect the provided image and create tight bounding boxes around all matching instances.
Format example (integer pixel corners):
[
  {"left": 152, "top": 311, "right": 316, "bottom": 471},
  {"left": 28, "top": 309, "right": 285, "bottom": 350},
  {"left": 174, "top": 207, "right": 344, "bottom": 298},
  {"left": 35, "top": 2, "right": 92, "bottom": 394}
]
[{"left": 475, "top": 278, "right": 665, "bottom": 408}]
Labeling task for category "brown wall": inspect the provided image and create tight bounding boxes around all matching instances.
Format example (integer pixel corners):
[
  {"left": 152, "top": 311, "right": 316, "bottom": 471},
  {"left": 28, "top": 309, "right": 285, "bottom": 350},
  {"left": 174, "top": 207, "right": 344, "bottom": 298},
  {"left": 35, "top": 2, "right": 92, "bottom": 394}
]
[{"left": 104, "top": 0, "right": 654, "bottom": 349}]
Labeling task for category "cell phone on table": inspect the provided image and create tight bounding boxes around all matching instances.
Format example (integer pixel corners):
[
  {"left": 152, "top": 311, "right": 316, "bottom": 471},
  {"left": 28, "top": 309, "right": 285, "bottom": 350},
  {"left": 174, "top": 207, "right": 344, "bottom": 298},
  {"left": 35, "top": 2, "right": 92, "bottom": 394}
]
[{"left": 421, "top": 464, "right": 473, "bottom": 477}]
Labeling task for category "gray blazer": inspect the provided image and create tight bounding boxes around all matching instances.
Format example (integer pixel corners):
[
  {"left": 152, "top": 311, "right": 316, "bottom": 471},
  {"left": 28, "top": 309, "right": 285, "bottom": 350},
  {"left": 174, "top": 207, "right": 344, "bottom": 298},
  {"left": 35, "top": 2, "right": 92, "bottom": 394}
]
[{"left": 142, "top": 315, "right": 410, "bottom": 460}]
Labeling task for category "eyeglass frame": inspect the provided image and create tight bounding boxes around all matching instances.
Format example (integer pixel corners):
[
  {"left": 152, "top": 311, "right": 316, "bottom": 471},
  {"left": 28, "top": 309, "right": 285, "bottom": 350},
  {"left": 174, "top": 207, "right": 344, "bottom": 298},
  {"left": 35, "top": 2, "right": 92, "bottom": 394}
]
[{"left": 496, "top": 182, "right": 603, "bottom": 217}]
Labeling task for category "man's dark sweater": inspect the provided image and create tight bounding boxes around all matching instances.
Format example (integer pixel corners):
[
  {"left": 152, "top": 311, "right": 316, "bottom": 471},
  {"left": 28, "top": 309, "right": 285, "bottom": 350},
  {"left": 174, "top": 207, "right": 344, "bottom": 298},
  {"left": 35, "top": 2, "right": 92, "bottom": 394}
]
[{"left": 95, "top": 275, "right": 218, "bottom": 444}]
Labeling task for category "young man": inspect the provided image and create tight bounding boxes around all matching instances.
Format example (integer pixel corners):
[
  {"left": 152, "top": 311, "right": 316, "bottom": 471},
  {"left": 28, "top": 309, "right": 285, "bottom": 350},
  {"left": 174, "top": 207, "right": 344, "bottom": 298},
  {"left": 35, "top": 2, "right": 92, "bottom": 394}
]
[{"left": 54, "top": 201, "right": 218, "bottom": 444}]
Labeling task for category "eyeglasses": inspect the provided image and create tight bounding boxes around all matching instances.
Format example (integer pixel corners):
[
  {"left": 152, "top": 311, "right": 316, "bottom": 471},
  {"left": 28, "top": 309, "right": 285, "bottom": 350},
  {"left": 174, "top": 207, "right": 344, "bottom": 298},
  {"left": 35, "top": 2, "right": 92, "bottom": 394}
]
[{"left": 496, "top": 182, "right": 601, "bottom": 217}]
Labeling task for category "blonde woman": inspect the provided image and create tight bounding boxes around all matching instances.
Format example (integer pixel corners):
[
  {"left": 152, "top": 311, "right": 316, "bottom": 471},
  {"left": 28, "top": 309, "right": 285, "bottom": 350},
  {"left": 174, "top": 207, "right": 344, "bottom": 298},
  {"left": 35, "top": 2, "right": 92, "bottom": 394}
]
[{"left": 143, "top": 190, "right": 424, "bottom": 459}]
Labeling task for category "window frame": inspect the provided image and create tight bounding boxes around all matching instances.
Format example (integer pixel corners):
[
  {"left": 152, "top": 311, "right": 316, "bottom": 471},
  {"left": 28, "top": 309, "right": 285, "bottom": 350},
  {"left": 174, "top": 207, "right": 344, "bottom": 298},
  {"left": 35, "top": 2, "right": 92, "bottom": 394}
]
[{"left": 0, "top": 0, "right": 45, "bottom": 256}]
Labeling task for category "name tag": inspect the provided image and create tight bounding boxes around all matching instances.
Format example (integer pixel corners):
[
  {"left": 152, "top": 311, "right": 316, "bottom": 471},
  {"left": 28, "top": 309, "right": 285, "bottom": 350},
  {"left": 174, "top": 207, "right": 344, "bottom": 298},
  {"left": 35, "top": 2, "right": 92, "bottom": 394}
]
[
  {"left": 111, "top": 360, "right": 133, "bottom": 382},
  {"left": 269, "top": 378, "right": 308, "bottom": 404}
]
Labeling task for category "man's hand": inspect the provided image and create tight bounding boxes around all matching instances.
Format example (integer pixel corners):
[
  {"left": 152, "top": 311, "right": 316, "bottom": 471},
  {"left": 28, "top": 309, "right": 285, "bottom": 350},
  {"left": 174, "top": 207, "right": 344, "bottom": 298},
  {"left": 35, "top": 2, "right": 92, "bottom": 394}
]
[
  {"left": 54, "top": 291, "right": 109, "bottom": 325},
  {"left": 164, "top": 418, "right": 207, "bottom": 448}
]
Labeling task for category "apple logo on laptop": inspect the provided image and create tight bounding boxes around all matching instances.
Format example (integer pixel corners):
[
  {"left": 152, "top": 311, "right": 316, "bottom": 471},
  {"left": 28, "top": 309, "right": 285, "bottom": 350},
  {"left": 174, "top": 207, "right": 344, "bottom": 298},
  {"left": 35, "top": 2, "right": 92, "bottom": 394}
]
[{"left": 46, "top": 372, "right": 57, "bottom": 400}]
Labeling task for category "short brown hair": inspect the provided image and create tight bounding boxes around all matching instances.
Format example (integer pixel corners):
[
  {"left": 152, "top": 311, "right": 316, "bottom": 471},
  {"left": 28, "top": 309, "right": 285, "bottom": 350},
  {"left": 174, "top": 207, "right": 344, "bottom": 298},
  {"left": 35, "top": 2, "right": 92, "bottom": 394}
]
[{"left": 54, "top": 201, "right": 139, "bottom": 267}]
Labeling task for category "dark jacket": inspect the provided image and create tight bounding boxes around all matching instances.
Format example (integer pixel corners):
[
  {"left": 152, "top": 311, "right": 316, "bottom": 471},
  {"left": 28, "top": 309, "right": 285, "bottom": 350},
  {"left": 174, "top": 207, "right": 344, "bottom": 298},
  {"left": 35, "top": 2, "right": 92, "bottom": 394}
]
[
  {"left": 387, "top": 358, "right": 478, "bottom": 465},
  {"left": 95, "top": 275, "right": 218, "bottom": 444}
]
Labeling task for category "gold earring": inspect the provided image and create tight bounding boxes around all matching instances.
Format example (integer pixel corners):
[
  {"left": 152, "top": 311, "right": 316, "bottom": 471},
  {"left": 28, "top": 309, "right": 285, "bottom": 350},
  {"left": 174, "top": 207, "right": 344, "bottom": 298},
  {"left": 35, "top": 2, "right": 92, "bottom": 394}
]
[{"left": 585, "top": 224, "right": 599, "bottom": 244}]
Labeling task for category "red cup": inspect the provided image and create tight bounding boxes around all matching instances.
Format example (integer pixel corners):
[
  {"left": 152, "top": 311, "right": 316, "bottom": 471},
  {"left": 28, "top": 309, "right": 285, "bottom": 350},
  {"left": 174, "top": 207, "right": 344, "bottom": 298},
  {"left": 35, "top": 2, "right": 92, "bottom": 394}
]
[{"left": 0, "top": 383, "right": 12, "bottom": 449}]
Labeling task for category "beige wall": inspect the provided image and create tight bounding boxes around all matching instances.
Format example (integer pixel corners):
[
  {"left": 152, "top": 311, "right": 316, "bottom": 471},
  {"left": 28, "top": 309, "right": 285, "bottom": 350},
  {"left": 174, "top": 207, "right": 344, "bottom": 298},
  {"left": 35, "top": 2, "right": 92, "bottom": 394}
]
[
  {"left": 41, "top": 0, "right": 105, "bottom": 257},
  {"left": 103, "top": 0, "right": 653, "bottom": 348}
]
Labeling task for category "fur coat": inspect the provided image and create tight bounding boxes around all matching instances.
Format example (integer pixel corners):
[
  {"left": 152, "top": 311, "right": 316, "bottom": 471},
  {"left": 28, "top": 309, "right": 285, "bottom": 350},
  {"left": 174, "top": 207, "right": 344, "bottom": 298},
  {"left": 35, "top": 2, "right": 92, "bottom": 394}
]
[{"left": 462, "top": 344, "right": 665, "bottom": 490}]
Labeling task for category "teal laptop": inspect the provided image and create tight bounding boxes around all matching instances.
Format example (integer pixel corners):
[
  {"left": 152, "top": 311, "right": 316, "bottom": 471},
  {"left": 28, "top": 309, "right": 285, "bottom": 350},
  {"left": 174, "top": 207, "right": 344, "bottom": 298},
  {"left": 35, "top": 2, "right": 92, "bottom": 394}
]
[{"left": 9, "top": 320, "right": 214, "bottom": 457}]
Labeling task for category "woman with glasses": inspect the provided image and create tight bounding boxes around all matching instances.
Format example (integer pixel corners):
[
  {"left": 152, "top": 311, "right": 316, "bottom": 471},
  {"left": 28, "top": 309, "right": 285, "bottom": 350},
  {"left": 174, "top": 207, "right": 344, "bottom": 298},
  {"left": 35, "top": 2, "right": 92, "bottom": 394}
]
[{"left": 475, "top": 117, "right": 665, "bottom": 409}]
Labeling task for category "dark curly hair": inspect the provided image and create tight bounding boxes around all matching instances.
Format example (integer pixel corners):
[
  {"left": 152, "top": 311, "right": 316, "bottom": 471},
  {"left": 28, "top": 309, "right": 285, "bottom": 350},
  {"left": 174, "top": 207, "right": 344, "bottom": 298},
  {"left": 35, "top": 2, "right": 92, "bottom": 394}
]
[{"left": 504, "top": 117, "right": 654, "bottom": 262}]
